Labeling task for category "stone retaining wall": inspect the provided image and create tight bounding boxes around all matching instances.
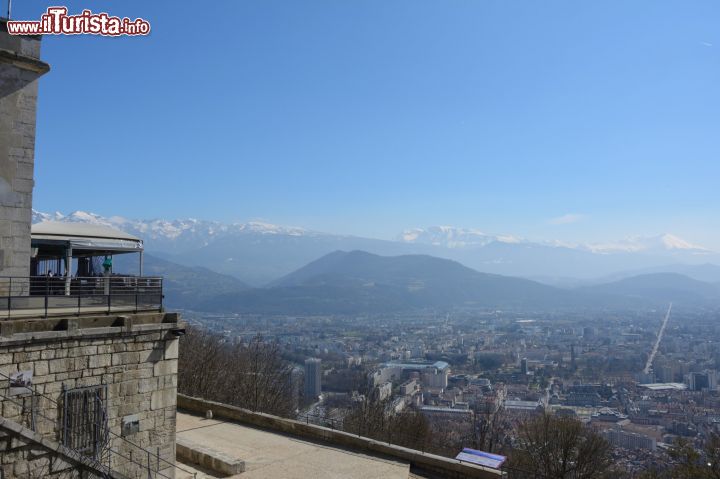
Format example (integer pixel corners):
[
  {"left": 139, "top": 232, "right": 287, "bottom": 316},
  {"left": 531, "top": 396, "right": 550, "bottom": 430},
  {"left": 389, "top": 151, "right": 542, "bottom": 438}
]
[{"left": 0, "top": 312, "right": 182, "bottom": 478}]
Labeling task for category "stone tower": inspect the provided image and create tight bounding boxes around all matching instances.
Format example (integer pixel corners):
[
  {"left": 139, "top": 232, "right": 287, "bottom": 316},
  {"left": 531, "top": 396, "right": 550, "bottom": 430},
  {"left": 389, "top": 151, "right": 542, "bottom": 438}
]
[
  {"left": 0, "top": 20, "right": 183, "bottom": 478},
  {"left": 0, "top": 20, "right": 49, "bottom": 282}
]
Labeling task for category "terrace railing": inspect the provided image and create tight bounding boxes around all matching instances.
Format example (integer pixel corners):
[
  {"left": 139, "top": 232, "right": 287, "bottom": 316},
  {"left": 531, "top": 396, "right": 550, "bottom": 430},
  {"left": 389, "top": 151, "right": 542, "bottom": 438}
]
[{"left": 0, "top": 276, "right": 163, "bottom": 319}]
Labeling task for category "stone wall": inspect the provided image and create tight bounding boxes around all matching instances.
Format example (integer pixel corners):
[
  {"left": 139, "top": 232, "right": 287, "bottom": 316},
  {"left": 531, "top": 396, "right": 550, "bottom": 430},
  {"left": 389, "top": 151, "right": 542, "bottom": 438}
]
[
  {"left": 0, "top": 312, "right": 181, "bottom": 478},
  {"left": 0, "top": 21, "right": 50, "bottom": 284}
]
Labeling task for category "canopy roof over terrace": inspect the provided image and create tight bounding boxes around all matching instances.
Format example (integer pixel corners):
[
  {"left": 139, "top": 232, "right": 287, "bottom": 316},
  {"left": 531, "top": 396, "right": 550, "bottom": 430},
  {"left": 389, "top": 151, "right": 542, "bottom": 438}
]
[{"left": 31, "top": 221, "right": 143, "bottom": 258}]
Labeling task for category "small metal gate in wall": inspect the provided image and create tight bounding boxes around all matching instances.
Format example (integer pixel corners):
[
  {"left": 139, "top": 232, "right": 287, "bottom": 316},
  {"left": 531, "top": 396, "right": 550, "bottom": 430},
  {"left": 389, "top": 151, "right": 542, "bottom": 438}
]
[{"left": 62, "top": 384, "right": 109, "bottom": 459}]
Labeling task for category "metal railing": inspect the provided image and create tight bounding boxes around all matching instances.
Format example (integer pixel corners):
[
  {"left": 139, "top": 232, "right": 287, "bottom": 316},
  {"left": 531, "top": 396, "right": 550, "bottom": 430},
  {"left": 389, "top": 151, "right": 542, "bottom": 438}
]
[{"left": 0, "top": 275, "right": 163, "bottom": 319}]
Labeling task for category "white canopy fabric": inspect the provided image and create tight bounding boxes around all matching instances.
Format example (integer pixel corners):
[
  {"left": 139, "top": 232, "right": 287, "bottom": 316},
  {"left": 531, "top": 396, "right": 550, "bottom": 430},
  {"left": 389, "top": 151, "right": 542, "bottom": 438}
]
[{"left": 31, "top": 221, "right": 143, "bottom": 252}]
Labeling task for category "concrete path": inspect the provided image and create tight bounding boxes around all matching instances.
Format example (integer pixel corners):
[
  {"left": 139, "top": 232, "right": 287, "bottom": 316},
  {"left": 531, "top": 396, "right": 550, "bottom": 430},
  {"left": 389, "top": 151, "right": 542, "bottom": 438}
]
[{"left": 176, "top": 412, "right": 410, "bottom": 479}]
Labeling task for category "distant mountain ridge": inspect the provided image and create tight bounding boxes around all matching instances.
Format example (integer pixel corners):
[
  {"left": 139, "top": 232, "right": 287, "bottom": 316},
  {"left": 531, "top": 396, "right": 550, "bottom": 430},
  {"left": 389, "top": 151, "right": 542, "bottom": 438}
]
[
  {"left": 113, "top": 253, "right": 250, "bottom": 310},
  {"left": 33, "top": 210, "right": 720, "bottom": 286},
  {"left": 195, "top": 251, "right": 720, "bottom": 314},
  {"left": 596, "top": 263, "right": 720, "bottom": 284},
  {"left": 580, "top": 273, "right": 720, "bottom": 305},
  {"left": 198, "top": 250, "right": 579, "bottom": 314},
  {"left": 142, "top": 255, "right": 250, "bottom": 309},
  {"left": 114, "top": 249, "right": 720, "bottom": 313}
]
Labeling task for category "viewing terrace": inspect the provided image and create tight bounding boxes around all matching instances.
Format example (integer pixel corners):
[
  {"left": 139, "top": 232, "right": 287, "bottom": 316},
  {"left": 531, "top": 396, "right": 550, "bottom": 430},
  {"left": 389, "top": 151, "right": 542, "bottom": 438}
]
[
  {"left": 0, "top": 221, "right": 163, "bottom": 319},
  {"left": 176, "top": 395, "right": 506, "bottom": 479}
]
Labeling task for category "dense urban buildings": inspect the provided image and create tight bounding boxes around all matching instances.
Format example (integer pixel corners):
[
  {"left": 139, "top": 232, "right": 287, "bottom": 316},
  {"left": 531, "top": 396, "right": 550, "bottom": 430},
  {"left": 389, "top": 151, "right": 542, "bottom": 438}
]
[{"left": 180, "top": 302, "right": 720, "bottom": 475}]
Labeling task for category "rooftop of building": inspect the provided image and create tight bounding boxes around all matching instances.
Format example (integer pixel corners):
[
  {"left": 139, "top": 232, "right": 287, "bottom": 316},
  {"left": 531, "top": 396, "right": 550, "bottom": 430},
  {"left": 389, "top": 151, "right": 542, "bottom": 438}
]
[
  {"left": 504, "top": 400, "right": 542, "bottom": 410},
  {"left": 591, "top": 408, "right": 629, "bottom": 421},
  {"left": 420, "top": 406, "right": 473, "bottom": 415},
  {"left": 383, "top": 360, "right": 450, "bottom": 370},
  {"left": 638, "top": 383, "right": 688, "bottom": 391}
]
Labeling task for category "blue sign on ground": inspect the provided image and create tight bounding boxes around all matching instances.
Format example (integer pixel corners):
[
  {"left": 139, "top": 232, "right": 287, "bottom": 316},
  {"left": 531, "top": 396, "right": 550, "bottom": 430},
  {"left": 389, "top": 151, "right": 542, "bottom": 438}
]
[{"left": 455, "top": 448, "right": 507, "bottom": 469}]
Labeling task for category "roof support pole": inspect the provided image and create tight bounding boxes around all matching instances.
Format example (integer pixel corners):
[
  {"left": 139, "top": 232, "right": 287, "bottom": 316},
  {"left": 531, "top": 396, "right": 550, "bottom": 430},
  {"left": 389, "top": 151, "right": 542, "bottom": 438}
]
[
  {"left": 139, "top": 251, "right": 144, "bottom": 277},
  {"left": 64, "top": 246, "right": 72, "bottom": 296}
]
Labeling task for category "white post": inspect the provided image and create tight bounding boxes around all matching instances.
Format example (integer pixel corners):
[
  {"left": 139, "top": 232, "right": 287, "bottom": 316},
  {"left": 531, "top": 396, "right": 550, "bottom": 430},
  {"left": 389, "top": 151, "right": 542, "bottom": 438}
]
[{"left": 64, "top": 246, "right": 72, "bottom": 296}]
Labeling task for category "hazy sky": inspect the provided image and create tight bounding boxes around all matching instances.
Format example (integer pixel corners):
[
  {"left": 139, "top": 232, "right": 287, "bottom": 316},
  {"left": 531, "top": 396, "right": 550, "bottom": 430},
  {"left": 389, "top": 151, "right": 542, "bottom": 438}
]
[{"left": 16, "top": 1, "right": 720, "bottom": 248}]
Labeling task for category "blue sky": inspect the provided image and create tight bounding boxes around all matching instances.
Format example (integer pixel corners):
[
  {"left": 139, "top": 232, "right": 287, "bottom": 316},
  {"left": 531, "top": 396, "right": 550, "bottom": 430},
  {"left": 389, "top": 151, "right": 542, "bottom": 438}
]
[{"left": 15, "top": 1, "right": 720, "bottom": 248}]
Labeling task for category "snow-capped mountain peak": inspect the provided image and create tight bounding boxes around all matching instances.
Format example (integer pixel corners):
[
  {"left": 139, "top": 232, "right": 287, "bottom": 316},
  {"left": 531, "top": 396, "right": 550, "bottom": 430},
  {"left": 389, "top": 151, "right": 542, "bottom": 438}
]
[
  {"left": 658, "top": 233, "right": 704, "bottom": 251},
  {"left": 399, "top": 226, "right": 523, "bottom": 248},
  {"left": 31, "top": 210, "right": 314, "bottom": 252},
  {"left": 399, "top": 225, "right": 713, "bottom": 256},
  {"left": 584, "top": 234, "right": 711, "bottom": 255},
  {"left": 241, "top": 221, "right": 307, "bottom": 236},
  {"left": 32, "top": 210, "right": 114, "bottom": 226}
]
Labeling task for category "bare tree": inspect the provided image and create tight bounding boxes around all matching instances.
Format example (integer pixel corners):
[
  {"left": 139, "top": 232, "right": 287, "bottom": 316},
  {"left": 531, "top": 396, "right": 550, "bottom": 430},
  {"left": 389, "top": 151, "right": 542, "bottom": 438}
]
[
  {"left": 178, "top": 327, "right": 294, "bottom": 417},
  {"left": 707, "top": 433, "right": 720, "bottom": 479},
  {"left": 178, "top": 326, "right": 227, "bottom": 399},
  {"left": 343, "top": 392, "right": 385, "bottom": 437},
  {"left": 224, "top": 336, "right": 295, "bottom": 416},
  {"left": 660, "top": 435, "right": 720, "bottom": 479},
  {"left": 470, "top": 401, "right": 508, "bottom": 454},
  {"left": 340, "top": 371, "right": 431, "bottom": 451},
  {"left": 509, "top": 414, "right": 612, "bottom": 479}
]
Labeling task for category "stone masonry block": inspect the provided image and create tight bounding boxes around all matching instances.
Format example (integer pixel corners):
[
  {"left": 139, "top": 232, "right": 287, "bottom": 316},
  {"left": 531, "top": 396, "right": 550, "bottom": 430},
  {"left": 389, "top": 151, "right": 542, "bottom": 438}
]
[
  {"left": 112, "top": 351, "right": 141, "bottom": 366},
  {"left": 164, "top": 339, "right": 179, "bottom": 360},
  {"left": 138, "top": 347, "right": 164, "bottom": 363},
  {"left": 120, "top": 380, "right": 139, "bottom": 397},
  {"left": 138, "top": 377, "right": 159, "bottom": 394},
  {"left": 150, "top": 388, "right": 176, "bottom": 411},
  {"left": 88, "top": 353, "right": 111, "bottom": 369},
  {"left": 68, "top": 345, "right": 97, "bottom": 357},
  {"left": 48, "top": 358, "right": 71, "bottom": 374},
  {"left": 40, "top": 349, "right": 55, "bottom": 360},
  {"left": 33, "top": 360, "right": 48, "bottom": 376},
  {"left": 13, "top": 350, "right": 41, "bottom": 362},
  {"left": 153, "top": 360, "right": 177, "bottom": 377}
]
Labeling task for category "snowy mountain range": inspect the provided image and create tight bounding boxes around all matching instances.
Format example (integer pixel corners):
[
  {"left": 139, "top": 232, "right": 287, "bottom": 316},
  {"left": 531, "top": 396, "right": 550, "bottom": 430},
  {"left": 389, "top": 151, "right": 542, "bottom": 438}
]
[
  {"left": 581, "top": 234, "right": 710, "bottom": 255},
  {"left": 32, "top": 210, "right": 317, "bottom": 254},
  {"left": 32, "top": 210, "right": 313, "bottom": 239},
  {"left": 399, "top": 226, "right": 522, "bottom": 248},
  {"left": 399, "top": 226, "right": 711, "bottom": 255},
  {"left": 32, "top": 210, "right": 719, "bottom": 286}
]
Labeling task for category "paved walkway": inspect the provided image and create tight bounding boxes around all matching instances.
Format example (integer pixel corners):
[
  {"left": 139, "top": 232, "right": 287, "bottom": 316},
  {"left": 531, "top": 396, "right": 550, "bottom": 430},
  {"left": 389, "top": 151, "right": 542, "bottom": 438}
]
[{"left": 176, "top": 412, "right": 411, "bottom": 479}]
